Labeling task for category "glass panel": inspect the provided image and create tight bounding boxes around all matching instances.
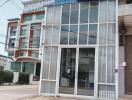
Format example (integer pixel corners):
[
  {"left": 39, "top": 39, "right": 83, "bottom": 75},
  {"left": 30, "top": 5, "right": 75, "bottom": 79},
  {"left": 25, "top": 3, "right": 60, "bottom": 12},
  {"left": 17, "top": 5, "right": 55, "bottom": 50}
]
[
  {"left": 46, "top": 7, "right": 54, "bottom": 25},
  {"left": 89, "top": 2, "right": 98, "bottom": 23},
  {"left": 80, "top": 3, "right": 89, "bottom": 23},
  {"left": 59, "top": 48, "right": 76, "bottom": 94},
  {"left": 98, "top": 46, "right": 107, "bottom": 83},
  {"left": 108, "top": 0, "right": 116, "bottom": 22},
  {"left": 107, "top": 46, "right": 115, "bottom": 83},
  {"left": 99, "top": 1, "right": 107, "bottom": 22},
  {"left": 54, "top": 5, "right": 61, "bottom": 24},
  {"left": 22, "top": 62, "right": 34, "bottom": 74},
  {"left": 60, "top": 25, "right": 69, "bottom": 44},
  {"left": 41, "top": 81, "right": 56, "bottom": 94},
  {"left": 52, "top": 26, "right": 60, "bottom": 45},
  {"left": 49, "top": 47, "right": 58, "bottom": 80},
  {"left": 89, "top": 24, "right": 97, "bottom": 44},
  {"left": 69, "top": 25, "right": 78, "bottom": 44},
  {"left": 45, "top": 26, "right": 52, "bottom": 44},
  {"left": 42, "top": 47, "right": 51, "bottom": 79},
  {"left": 70, "top": 3, "right": 79, "bottom": 24},
  {"left": 78, "top": 48, "right": 95, "bottom": 96},
  {"left": 99, "top": 24, "right": 107, "bottom": 44},
  {"left": 61, "top": 4, "right": 70, "bottom": 24},
  {"left": 11, "top": 62, "right": 21, "bottom": 72},
  {"left": 23, "top": 15, "right": 32, "bottom": 22},
  {"left": 20, "top": 25, "right": 28, "bottom": 36},
  {"left": 36, "top": 14, "right": 44, "bottom": 20},
  {"left": 107, "top": 23, "right": 116, "bottom": 44},
  {"left": 79, "top": 25, "right": 88, "bottom": 44},
  {"left": 10, "top": 27, "right": 17, "bottom": 36}
]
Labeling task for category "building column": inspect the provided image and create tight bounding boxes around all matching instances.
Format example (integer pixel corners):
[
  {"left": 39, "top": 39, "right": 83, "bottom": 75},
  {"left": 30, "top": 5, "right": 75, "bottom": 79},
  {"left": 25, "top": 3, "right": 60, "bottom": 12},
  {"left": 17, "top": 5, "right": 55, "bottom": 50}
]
[
  {"left": 20, "top": 62, "right": 23, "bottom": 72},
  {"left": 34, "top": 62, "right": 37, "bottom": 76}
]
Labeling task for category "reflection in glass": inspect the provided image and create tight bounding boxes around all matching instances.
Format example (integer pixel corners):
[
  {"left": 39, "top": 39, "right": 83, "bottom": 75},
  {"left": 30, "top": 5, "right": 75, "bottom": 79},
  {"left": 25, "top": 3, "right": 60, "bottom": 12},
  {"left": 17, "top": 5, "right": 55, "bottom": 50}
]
[
  {"left": 80, "top": 3, "right": 89, "bottom": 23},
  {"left": 62, "top": 4, "right": 70, "bottom": 24},
  {"left": 60, "top": 25, "right": 69, "bottom": 44},
  {"left": 69, "top": 25, "right": 78, "bottom": 44},
  {"left": 70, "top": 3, "right": 79, "bottom": 24},
  {"left": 79, "top": 25, "right": 88, "bottom": 44},
  {"left": 59, "top": 48, "right": 76, "bottom": 94},
  {"left": 89, "top": 24, "right": 97, "bottom": 44},
  {"left": 89, "top": 2, "right": 98, "bottom": 23},
  {"left": 78, "top": 48, "right": 95, "bottom": 96}
]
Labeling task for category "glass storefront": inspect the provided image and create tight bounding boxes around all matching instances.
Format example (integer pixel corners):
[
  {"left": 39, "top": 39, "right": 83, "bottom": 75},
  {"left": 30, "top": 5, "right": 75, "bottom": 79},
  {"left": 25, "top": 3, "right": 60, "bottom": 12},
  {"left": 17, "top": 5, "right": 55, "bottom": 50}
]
[{"left": 41, "top": 0, "right": 117, "bottom": 99}]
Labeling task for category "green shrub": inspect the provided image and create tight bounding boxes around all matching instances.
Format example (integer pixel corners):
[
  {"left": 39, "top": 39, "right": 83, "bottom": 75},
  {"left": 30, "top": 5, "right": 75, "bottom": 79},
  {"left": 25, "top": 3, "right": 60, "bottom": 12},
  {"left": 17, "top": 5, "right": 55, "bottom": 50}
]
[
  {"left": 0, "top": 70, "right": 14, "bottom": 85},
  {"left": 18, "top": 72, "right": 29, "bottom": 84}
]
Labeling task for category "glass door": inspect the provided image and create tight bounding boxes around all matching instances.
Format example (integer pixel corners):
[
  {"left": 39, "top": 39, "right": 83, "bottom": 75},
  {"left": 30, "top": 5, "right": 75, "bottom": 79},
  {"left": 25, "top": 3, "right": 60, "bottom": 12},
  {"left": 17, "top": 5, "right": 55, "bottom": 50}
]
[
  {"left": 77, "top": 48, "right": 95, "bottom": 96},
  {"left": 59, "top": 48, "right": 95, "bottom": 96},
  {"left": 59, "top": 48, "right": 76, "bottom": 94}
]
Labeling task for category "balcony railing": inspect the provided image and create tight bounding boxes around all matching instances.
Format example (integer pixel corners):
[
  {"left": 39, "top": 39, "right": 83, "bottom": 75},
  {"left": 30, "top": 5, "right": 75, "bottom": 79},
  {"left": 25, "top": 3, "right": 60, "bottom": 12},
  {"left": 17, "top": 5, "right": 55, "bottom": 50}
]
[{"left": 119, "top": 4, "right": 132, "bottom": 16}]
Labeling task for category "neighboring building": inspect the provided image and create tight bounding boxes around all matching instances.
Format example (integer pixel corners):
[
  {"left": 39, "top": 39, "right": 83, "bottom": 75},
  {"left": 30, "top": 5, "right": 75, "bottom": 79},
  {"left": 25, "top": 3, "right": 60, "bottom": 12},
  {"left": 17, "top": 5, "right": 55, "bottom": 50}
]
[
  {"left": 5, "top": 0, "right": 47, "bottom": 80},
  {"left": 0, "top": 54, "right": 12, "bottom": 71},
  {"left": 40, "top": 0, "right": 118, "bottom": 100},
  {"left": 119, "top": 0, "right": 132, "bottom": 96}
]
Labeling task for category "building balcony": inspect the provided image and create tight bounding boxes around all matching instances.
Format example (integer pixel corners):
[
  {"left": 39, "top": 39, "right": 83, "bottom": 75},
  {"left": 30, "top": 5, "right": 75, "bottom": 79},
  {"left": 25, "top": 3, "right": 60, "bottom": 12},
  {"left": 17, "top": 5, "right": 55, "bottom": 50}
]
[{"left": 119, "top": 4, "right": 132, "bottom": 16}]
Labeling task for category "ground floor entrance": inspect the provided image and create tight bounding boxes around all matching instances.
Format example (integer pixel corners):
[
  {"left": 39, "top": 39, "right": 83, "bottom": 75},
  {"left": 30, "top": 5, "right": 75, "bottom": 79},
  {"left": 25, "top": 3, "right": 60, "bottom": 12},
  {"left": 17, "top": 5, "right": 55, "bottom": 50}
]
[
  {"left": 40, "top": 46, "right": 117, "bottom": 100},
  {"left": 59, "top": 48, "right": 95, "bottom": 96}
]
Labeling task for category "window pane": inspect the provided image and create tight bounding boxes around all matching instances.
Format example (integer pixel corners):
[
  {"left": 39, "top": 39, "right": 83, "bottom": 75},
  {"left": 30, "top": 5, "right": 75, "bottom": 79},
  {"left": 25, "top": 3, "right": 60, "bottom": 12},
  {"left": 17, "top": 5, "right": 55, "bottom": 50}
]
[
  {"left": 59, "top": 48, "right": 76, "bottom": 94},
  {"left": 80, "top": 3, "right": 89, "bottom": 23},
  {"left": 107, "top": 46, "right": 115, "bottom": 83},
  {"left": 99, "top": 1, "right": 107, "bottom": 22},
  {"left": 79, "top": 25, "right": 88, "bottom": 44},
  {"left": 69, "top": 25, "right": 78, "bottom": 44},
  {"left": 24, "top": 15, "right": 32, "bottom": 22},
  {"left": 20, "top": 25, "right": 28, "bottom": 36},
  {"left": 98, "top": 46, "right": 107, "bottom": 83},
  {"left": 108, "top": 0, "right": 116, "bottom": 22},
  {"left": 42, "top": 47, "right": 51, "bottom": 79},
  {"left": 89, "top": 2, "right": 98, "bottom": 23},
  {"left": 45, "top": 26, "right": 52, "bottom": 44},
  {"left": 107, "top": 23, "right": 116, "bottom": 44},
  {"left": 49, "top": 47, "right": 58, "bottom": 80},
  {"left": 36, "top": 14, "right": 44, "bottom": 20},
  {"left": 54, "top": 6, "right": 61, "bottom": 24},
  {"left": 52, "top": 26, "right": 60, "bottom": 45},
  {"left": 62, "top": 4, "right": 70, "bottom": 24},
  {"left": 46, "top": 7, "right": 54, "bottom": 25},
  {"left": 89, "top": 24, "right": 97, "bottom": 44},
  {"left": 70, "top": 3, "right": 79, "bottom": 24},
  {"left": 60, "top": 25, "right": 69, "bottom": 44},
  {"left": 99, "top": 24, "right": 107, "bottom": 44},
  {"left": 10, "top": 27, "right": 17, "bottom": 36}
]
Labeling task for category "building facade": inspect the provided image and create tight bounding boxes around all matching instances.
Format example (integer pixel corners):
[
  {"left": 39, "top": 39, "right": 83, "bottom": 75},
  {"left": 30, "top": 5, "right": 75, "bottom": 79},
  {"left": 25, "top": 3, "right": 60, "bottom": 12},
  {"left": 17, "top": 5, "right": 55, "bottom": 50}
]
[
  {"left": 40, "top": 0, "right": 118, "bottom": 99},
  {"left": 5, "top": 0, "right": 121, "bottom": 99},
  {"left": 119, "top": 0, "right": 132, "bottom": 96},
  {"left": 5, "top": 0, "right": 47, "bottom": 80},
  {"left": 0, "top": 54, "right": 12, "bottom": 71}
]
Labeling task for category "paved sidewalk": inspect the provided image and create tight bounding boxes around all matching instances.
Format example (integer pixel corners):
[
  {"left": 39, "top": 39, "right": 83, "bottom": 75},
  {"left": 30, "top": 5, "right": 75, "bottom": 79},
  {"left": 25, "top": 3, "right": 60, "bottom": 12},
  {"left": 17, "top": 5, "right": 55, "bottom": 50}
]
[
  {"left": 0, "top": 85, "right": 38, "bottom": 100},
  {"left": 0, "top": 85, "right": 132, "bottom": 100}
]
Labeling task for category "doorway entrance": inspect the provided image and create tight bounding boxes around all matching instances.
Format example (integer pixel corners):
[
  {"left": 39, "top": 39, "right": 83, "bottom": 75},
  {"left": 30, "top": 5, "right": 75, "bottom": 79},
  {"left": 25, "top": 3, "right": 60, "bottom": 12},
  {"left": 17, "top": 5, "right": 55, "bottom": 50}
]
[{"left": 59, "top": 48, "right": 95, "bottom": 96}]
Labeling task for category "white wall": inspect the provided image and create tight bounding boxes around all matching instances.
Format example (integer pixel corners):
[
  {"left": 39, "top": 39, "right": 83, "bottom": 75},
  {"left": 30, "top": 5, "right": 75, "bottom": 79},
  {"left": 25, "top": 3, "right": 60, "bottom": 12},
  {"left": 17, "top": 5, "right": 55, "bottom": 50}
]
[{"left": 119, "top": 46, "right": 125, "bottom": 96}]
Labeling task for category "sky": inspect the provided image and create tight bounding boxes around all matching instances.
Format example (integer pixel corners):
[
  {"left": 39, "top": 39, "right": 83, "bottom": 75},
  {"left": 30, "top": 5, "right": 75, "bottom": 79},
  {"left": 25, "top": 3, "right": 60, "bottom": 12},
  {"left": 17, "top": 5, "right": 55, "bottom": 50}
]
[{"left": 0, "top": 0, "right": 29, "bottom": 56}]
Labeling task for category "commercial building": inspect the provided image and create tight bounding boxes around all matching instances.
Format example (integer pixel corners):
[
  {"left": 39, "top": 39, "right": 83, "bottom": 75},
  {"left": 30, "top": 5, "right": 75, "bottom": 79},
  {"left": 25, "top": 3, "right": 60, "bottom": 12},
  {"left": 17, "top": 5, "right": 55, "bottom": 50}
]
[
  {"left": 7, "top": 0, "right": 132, "bottom": 99},
  {"left": 39, "top": 0, "right": 118, "bottom": 100}
]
